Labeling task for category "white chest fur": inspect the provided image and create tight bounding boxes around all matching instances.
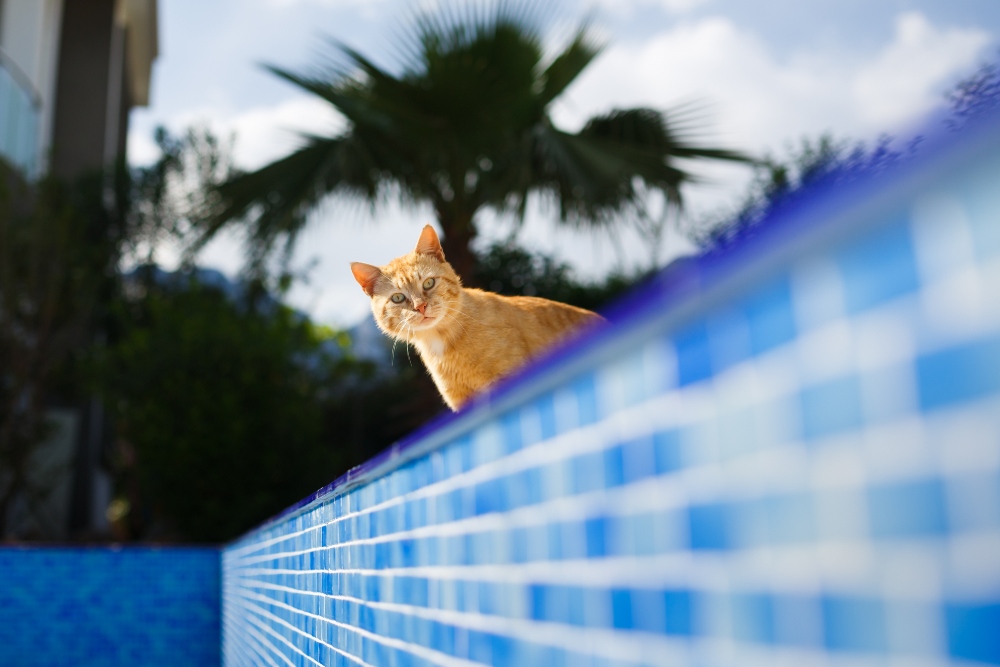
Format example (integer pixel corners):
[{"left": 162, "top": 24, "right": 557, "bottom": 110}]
[{"left": 420, "top": 334, "right": 447, "bottom": 357}]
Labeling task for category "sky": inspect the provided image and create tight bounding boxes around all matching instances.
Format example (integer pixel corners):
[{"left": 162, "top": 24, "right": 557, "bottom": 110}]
[{"left": 129, "top": 0, "right": 1000, "bottom": 327}]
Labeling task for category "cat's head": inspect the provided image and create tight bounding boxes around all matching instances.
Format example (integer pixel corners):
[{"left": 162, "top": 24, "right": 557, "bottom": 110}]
[{"left": 350, "top": 225, "right": 462, "bottom": 341}]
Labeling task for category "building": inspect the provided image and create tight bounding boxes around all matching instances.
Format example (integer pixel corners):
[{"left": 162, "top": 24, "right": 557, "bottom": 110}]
[
  {"left": 0, "top": 0, "right": 158, "bottom": 539},
  {"left": 0, "top": 0, "right": 157, "bottom": 179}
]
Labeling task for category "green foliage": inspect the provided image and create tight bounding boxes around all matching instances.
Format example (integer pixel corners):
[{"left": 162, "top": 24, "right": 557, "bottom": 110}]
[
  {"left": 93, "top": 278, "right": 358, "bottom": 542},
  {"left": 473, "top": 241, "right": 645, "bottom": 312},
  {"left": 693, "top": 134, "right": 904, "bottom": 250},
  {"left": 0, "top": 163, "right": 124, "bottom": 535},
  {"left": 946, "top": 52, "right": 1000, "bottom": 127},
  {"left": 693, "top": 59, "right": 1000, "bottom": 253},
  {"left": 202, "top": 3, "right": 748, "bottom": 281},
  {"left": 125, "top": 126, "right": 233, "bottom": 267}
]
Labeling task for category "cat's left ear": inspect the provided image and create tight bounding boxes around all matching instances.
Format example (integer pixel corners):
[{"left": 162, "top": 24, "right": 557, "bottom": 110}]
[
  {"left": 415, "top": 225, "right": 446, "bottom": 262},
  {"left": 350, "top": 262, "right": 382, "bottom": 296}
]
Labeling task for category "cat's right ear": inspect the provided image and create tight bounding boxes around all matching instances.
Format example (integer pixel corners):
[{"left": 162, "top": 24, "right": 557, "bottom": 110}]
[
  {"left": 414, "top": 225, "right": 446, "bottom": 262},
  {"left": 350, "top": 262, "right": 382, "bottom": 296}
]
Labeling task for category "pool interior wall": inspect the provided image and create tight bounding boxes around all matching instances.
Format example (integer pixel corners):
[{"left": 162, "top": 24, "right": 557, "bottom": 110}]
[{"left": 0, "top": 546, "right": 220, "bottom": 667}]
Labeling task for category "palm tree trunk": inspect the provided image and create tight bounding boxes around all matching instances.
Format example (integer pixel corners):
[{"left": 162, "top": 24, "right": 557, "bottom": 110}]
[{"left": 436, "top": 211, "right": 479, "bottom": 286}]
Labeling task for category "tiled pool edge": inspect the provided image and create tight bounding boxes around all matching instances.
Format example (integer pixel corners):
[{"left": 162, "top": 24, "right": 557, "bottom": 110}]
[
  {"left": 221, "top": 108, "right": 1000, "bottom": 667},
  {"left": 231, "top": 107, "right": 1000, "bottom": 546}
]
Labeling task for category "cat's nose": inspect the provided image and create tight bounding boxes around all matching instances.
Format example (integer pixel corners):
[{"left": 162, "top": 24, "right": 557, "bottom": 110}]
[{"left": 416, "top": 303, "right": 427, "bottom": 314}]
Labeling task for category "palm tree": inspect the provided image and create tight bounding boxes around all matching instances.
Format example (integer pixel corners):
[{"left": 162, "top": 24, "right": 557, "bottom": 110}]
[{"left": 199, "top": 4, "right": 749, "bottom": 282}]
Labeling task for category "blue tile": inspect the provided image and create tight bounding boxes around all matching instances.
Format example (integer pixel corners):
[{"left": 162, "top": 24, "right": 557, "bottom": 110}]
[
  {"left": 653, "top": 430, "right": 683, "bottom": 474},
  {"left": 500, "top": 410, "right": 524, "bottom": 453},
  {"left": 707, "top": 307, "right": 752, "bottom": 372},
  {"left": 611, "top": 589, "right": 633, "bottom": 629},
  {"left": 475, "top": 477, "right": 506, "bottom": 515},
  {"left": 917, "top": 335, "right": 1000, "bottom": 410},
  {"left": 869, "top": 478, "right": 948, "bottom": 537},
  {"left": 631, "top": 513, "right": 657, "bottom": 556},
  {"left": 0, "top": 548, "right": 220, "bottom": 667},
  {"left": 491, "top": 633, "right": 517, "bottom": 667},
  {"left": 688, "top": 503, "right": 731, "bottom": 550},
  {"left": 566, "top": 586, "right": 588, "bottom": 626},
  {"left": 838, "top": 220, "right": 920, "bottom": 313},
  {"left": 478, "top": 581, "right": 498, "bottom": 616},
  {"left": 674, "top": 323, "right": 713, "bottom": 386},
  {"left": 603, "top": 446, "right": 625, "bottom": 487},
  {"left": 431, "top": 621, "right": 455, "bottom": 655},
  {"left": 469, "top": 630, "right": 493, "bottom": 664},
  {"left": 822, "top": 596, "right": 886, "bottom": 653},
  {"left": 621, "top": 435, "right": 656, "bottom": 483},
  {"left": 573, "top": 373, "right": 600, "bottom": 425},
  {"left": 535, "top": 392, "right": 558, "bottom": 439},
  {"left": 742, "top": 276, "right": 797, "bottom": 354},
  {"left": 946, "top": 603, "right": 1000, "bottom": 664},
  {"left": 663, "top": 590, "right": 694, "bottom": 636},
  {"left": 530, "top": 585, "right": 547, "bottom": 621},
  {"left": 510, "top": 527, "right": 529, "bottom": 563},
  {"left": 731, "top": 593, "right": 775, "bottom": 643},
  {"left": 572, "top": 451, "right": 607, "bottom": 495},
  {"left": 547, "top": 523, "right": 564, "bottom": 560},
  {"left": 766, "top": 493, "right": 815, "bottom": 544},
  {"left": 800, "top": 375, "right": 864, "bottom": 440},
  {"left": 585, "top": 517, "right": 607, "bottom": 558}
]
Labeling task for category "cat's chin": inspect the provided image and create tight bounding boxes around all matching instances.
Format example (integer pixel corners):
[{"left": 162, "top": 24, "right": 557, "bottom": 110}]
[{"left": 409, "top": 316, "right": 440, "bottom": 332}]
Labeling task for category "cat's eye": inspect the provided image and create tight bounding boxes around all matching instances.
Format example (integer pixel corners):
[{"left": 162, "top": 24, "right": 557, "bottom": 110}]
[
  {"left": 422, "top": 277, "right": 436, "bottom": 290},
  {"left": 390, "top": 293, "right": 406, "bottom": 304}
]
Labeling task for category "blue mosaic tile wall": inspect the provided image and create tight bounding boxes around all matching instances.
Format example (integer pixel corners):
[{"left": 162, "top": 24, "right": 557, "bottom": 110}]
[
  {"left": 0, "top": 547, "right": 220, "bottom": 666},
  {"left": 222, "top": 116, "right": 1000, "bottom": 666}
]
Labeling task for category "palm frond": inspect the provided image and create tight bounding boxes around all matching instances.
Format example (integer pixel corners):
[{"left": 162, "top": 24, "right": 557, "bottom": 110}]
[
  {"left": 538, "top": 26, "right": 603, "bottom": 106},
  {"left": 201, "top": 4, "right": 751, "bottom": 277},
  {"left": 195, "top": 134, "right": 384, "bottom": 259}
]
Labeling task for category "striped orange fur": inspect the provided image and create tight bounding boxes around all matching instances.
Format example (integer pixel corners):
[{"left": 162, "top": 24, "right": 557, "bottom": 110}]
[{"left": 351, "top": 226, "right": 604, "bottom": 410}]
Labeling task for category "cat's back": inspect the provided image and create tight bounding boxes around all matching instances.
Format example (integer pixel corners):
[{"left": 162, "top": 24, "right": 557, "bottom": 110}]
[{"left": 463, "top": 288, "right": 603, "bottom": 344}]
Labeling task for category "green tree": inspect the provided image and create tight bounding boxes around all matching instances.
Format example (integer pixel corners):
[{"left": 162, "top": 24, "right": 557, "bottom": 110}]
[
  {"left": 0, "top": 162, "right": 128, "bottom": 537},
  {"left": 199, "top": 4, "right": 748, "bottom": 281},
  {"left": 473, "top": 241, "right": 644, "bottom": 312},
  {"left": 94, "top": 277, "right": 359, "bottom": 542},
  {"left": 693, "top": 134, "right": 904, "bottom": 250}
]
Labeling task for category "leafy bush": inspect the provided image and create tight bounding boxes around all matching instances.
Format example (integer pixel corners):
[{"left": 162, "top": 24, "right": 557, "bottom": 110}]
[
  {"left": 473, "top": 242, "right": 645, "bottom": 313},
  {"left": 94, "top": 277, "right": 362, "bottom": 542}
]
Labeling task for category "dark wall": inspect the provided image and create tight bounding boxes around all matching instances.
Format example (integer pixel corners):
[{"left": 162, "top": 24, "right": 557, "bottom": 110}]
[{"left": 50, "top": 0, "right": 132, "bottom": 179}]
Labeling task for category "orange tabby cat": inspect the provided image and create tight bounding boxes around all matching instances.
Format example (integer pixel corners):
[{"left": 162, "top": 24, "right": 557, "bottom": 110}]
[{"left": 351, "top": 225, "right": 603, "bottom": 410}]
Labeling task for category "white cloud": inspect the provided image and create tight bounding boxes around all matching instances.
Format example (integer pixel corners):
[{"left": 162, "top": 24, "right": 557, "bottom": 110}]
[
  {"left": 853, "top": 12, "right": 991, "bottom": 126},
  {"left": 596, "top": 0, "right": 713, "bottom": 17},
  {"left": 128, "top": 95, "right": 343, "bottom": 170},
  {"left": 549, "top": 11, "right": 992, "bottom": 222},
  {"left": 225, "top": 96, "right": 345, "bottom": 170},
  {"left": 555, "top": 12, "right": 990, "bottom": 150}
]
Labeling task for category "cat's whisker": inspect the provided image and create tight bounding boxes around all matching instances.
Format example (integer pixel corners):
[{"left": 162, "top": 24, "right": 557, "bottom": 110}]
[
  {"left": 438, "top": 304, "right": 478, "bottom": 324},
  {"left": 435, "top": 305, "right": 470, "bottom": 322},
  {"left": 405, "top": 324, "right": 414, "bottom": 366},
  {"left": 390, "top": 319, "right": 410, "bottom": 366}
]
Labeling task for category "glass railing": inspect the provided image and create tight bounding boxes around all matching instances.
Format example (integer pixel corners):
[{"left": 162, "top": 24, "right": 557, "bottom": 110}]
[{"left": 0, "top": 49, "right": 41, "bottom": 178}]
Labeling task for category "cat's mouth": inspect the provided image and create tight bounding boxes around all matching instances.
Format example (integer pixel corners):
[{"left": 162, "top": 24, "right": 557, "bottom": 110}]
[{"left": 410, "top": 314, "right": 438, "bottom": 330}]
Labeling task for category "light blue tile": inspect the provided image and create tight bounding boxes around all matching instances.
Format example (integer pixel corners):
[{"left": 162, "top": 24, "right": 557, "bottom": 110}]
[
  {"left": 822, "top": 596, "right": 887, "bottom": 653},
  {"left": 917, "top": 335, "right": 1000, "bottom": 410},
  {"left": 869, "top": 478, "right": 948, "bottom": 538},
  {"left": 800, "top": 375, "right": 864, "bottom": 440},
  {"left": 838, "top": 219, "right": 920, "bottom": 313}
]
